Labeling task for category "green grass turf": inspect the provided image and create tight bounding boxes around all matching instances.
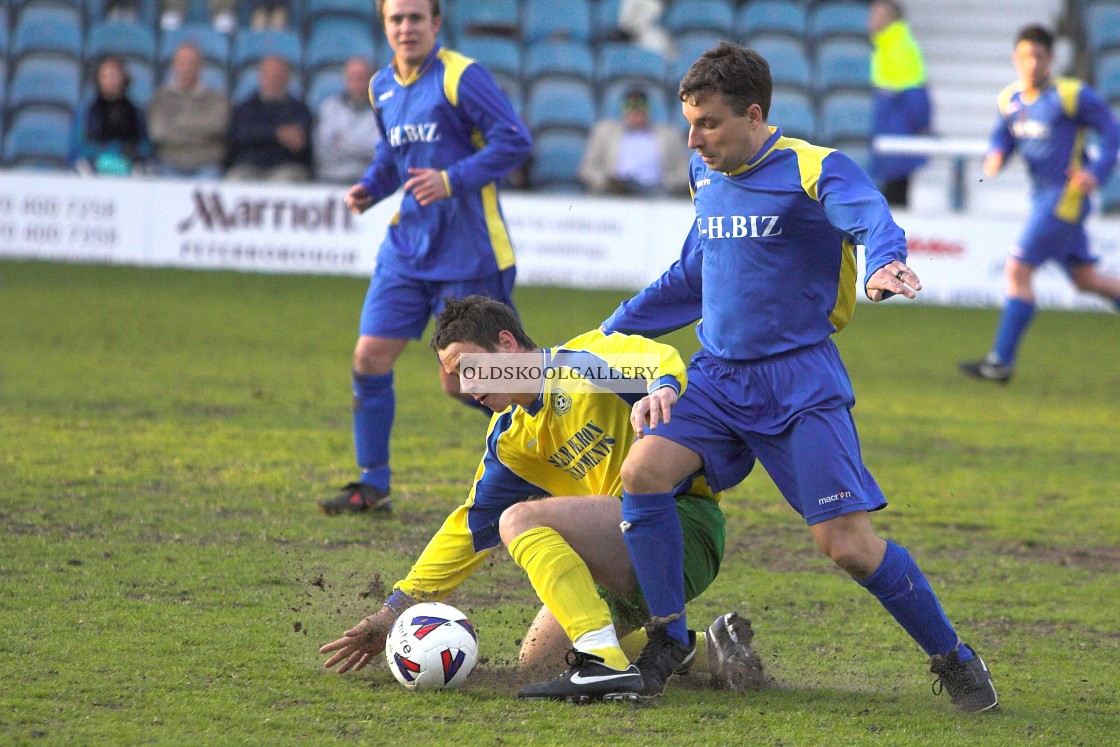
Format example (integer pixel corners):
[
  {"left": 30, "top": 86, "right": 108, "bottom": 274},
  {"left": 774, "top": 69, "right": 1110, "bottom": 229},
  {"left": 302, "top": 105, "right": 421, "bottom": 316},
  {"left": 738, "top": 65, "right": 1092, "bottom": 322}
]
[{"left": 1, "top": 259, "right": 1117, "bottom": 745}]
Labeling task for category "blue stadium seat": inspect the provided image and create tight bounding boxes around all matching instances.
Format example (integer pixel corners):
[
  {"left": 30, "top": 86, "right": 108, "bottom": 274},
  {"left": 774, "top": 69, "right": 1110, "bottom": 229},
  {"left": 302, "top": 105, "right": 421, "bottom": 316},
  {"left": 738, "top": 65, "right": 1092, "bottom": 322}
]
[
  {"left": 7, "top": 57, "right": 82, "bottom": 114},
  {"left": 1099, "top": 173, "right": 1120, "bottom": 214},
  {"left": 523, "top": 0, "right": 591, "bottom": 44},
  {"left": 8, "top": 107, "right": 72, "bottom": 137},
  {"left": 525, "top": 79, "right": 595, "bottom": 135},
  {"left": 736, "top": 0, "right": 809, "bottom": 41},
  {"left": 1096, "top": 50, "right": 1120, "bottom": 101},
  {"left": 595, "top": 43, "right": 667, "bottom": 88},
  {"left": 304, "top": 0, "right": 377, "bottom": 29},
  {"left": 808, "top": 2, "right": 870, "bottom": 42},
  {"left": 818, "top": 91, "right": 873, "bottom": 145},
  {"left": 1085, "top": 3, "right": 1120, "bottom": 54},
  {"left": 86, "top": 20, "right": 157, "bottom": 65},
  {"left": 750, "top": 36, "right": 811, "bottom": 91},
  {"left": 669, "top": 33, "right": 722, "bottom": 86},
  {"left": 594, "top": 0, "right": 627, "bottom": 42},
  {"left": 11, "top": 6, "right": 83, "bottom": 61},
  {"left": 768, "top": 91, "right": 816, "bottom": 141},
  {"left": 232, "top": 67, "right": 304, "bottom": 104},
  {"left": 814, "top": 38, "right": 872, "bottom": 94},
  {"left": 449, "top": 0, "right": 519, "bottom": 40},
  {"left": 83, "top": 0, "right": 159, "bottom": 26},
  {"left": 305, "top": 68, "right": 344, "bottom": 111},
  {"left": 457, "top": 36, "right": 522, "bottom": 93},
  {"left": 305, "top": 18, "right": 376, "bottom": 75},
  {"left": 602, "top": 81, "right": 672, "bottom": 124},
  {"left": 663, "top": 0, "right": 734, "bottom": 37},
  {"left": 231, "top": 29, "right": 302, "bottom": 75},
  {"left": 529, "top": 131, "right": 586, "bottom": 192},
  {"left": 524, "top": 40, "right": 594, "bottom": 83},
  {"left": 3, "top": 120, "right": 71, "bottom": 169},
  {"left": 158, "top": 23, "right": 230, "bottom": 71}
]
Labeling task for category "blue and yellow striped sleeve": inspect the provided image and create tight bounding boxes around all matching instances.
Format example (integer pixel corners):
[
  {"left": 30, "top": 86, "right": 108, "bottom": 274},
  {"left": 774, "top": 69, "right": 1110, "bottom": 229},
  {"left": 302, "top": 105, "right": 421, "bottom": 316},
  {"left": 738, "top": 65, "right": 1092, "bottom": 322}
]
[{"left": 556, "top": 328, "right": 688, "bottom": 397}]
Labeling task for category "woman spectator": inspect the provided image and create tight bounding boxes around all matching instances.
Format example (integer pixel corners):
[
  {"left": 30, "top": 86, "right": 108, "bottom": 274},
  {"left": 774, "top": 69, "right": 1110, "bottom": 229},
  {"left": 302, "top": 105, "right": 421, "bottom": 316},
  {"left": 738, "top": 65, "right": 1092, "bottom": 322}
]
[{"left": 71, "top": 56, "right": 152, "bottom": 176}]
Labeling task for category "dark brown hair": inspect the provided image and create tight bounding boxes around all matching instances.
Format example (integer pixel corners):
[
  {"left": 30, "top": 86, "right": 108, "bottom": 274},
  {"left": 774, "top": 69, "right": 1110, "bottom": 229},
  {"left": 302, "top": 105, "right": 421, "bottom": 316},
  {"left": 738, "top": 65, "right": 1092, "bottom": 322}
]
[
  {"left": 377, "top": 0, "right": 441, "bottom": 22},
  {"left": 430, "top": 296, "right": 534, "bottom": 353},
  {"left": 1016, "top": 24, "right": 1054, "bottom": 52},
  {"left": 679, "top": 42, "right": 772, "bottom": 118}
]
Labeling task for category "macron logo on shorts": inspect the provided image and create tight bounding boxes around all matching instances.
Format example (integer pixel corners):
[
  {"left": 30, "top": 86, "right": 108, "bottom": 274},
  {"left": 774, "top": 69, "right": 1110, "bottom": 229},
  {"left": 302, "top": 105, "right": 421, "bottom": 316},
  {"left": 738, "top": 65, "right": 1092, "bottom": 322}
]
[{"left": 818, "top": 491, "right": 852, "bottom": 506}]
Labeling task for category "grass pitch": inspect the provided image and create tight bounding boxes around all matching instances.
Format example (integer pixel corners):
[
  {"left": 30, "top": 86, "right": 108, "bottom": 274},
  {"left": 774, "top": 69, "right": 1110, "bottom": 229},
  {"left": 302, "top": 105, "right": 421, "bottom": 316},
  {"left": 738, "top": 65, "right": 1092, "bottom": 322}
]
[{"left": 1, "top": 259, "right": 1117, "bottom": 745}]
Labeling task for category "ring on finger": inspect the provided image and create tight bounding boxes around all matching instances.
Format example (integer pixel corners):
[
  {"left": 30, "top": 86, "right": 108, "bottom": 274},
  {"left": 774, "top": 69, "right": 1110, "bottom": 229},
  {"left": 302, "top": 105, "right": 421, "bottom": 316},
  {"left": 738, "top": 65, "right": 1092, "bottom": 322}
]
[{"left": 895, "top": 269, "right": 906, "bottom": 280}]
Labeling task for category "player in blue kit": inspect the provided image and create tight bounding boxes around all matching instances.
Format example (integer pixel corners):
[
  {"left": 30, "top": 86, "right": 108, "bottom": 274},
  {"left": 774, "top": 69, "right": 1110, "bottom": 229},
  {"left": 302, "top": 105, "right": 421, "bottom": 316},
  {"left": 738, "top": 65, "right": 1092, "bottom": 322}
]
[
  {"left": 319, "top": 0, "right": 532, "bottom": 514},
  {"left": 602, "top": 43, "right": 998, "bottom": 712},
  {"left": 960, "top": 25, "right": 1120, "bottom": 383}
]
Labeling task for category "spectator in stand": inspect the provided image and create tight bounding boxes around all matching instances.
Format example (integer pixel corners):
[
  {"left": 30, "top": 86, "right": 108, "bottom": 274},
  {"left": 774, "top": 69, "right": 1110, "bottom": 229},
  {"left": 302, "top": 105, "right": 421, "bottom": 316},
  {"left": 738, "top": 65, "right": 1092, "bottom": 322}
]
[
  {"left": 250, "top": 0, "right": 291, "bottom": 30},
  {"left": 578, "top": 88, "right": 689, "bottom": 197},
  {"left": 225, "top": 55, "right": 313, "bottom": 182},
  {"left": 159, "top": 1, "right": 237, "bottom": 33},
  {"left": 314, "top": 58, "right": 380, "bottom": 184},
  {"left": 148, "top": 42, "right": 230, "bottom": 178},
  {"left": 71, "top": 56, "right": 152, "bottom": 176},
  {"left": 867, "top": 0, "right": 932, "bottom": 207}
]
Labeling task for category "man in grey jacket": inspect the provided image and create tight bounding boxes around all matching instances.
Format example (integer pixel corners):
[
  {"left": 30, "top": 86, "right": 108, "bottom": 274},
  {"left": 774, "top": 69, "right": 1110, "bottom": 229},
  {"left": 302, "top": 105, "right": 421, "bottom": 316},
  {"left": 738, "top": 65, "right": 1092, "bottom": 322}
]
[
  {"left": 147, "top": 42, "right": 229, "bottom": 178},
  {"left": 314, "top": 58, "right": 381, "bottom": 185}
]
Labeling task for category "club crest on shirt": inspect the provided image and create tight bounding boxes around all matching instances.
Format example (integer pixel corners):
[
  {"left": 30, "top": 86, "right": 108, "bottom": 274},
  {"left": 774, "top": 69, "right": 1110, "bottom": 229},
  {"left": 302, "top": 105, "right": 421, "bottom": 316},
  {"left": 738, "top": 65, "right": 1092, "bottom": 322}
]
[{"left": 551, "top": 388, "right": 572, "bottom": 416}]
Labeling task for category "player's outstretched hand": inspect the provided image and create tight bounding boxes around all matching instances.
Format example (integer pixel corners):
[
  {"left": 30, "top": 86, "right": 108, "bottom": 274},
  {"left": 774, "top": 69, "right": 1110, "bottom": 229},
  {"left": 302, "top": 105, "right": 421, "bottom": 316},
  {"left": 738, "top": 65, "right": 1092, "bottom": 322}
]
[
  {"left": 403, "top": 167, "right": 451, "bottom": 206},
  {"left": 320, "top": 606, "right": 396, "bottom": 673},
  {"left": 631, "top": 386, "right": 679, "bottom": 438},
  {"left": 866, "top": 261, "right": 921, "bottom": 302},
  {"left": 344, "top": 184, "right": 374, "bottom": 214}
]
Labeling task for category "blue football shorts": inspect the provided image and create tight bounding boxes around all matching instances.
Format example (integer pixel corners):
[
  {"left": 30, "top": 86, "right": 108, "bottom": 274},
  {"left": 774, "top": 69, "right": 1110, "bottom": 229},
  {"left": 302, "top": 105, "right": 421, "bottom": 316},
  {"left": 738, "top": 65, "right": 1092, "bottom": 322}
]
[
  {"left": 646, "top": 339, "right": 887, "bottom": 526},
  {"left": 358, "top": 264, "right": 517, "bottom": 339},
  {"left": 1013, "top": 199, "right": 1096, "bottom": 269}
]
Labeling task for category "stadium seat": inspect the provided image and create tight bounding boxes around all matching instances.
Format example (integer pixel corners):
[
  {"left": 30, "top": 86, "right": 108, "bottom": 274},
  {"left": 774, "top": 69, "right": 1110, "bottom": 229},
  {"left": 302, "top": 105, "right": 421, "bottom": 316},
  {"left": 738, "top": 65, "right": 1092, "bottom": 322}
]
[
  {"left": 524, "top": 40, "right": 595, "bottom": 84},
  {"left": 1099, "top": 173, "right": 1120, "bottom": 214},
  {"left": 1084, "top": 3, "right": 1120, "bottom": 54},
  {"left": 86, "top": 20, "right": 158, "bottom": 65},
  {"left": 594, "top": 0, "right": 627, "bottom": 42},
  {"left": 11, "top": 6, "right": 83, "bottom": 61},
  {"left": 595, "top": 43, "right": 667, "bottom": 88},
  {"left": 808, "top": 2, "right": 870, "bottom": 42},
  {"left": 305, "top": 68, "right": 344, "bottom": 111},
  {"left": 7, "top": 106, "right": 72, "bottom": 136},
  {"left": 304, "top": 18, "right": 376, "bottom": 76},
  {"left": 1096, "top": 50, "right": 1120, "bottom": 102},
  {"left": 814, "top": 38, "right": 872, "bottom": 94},
  {"left": 749, "top": 36, "right": 811, "bottom": 92},
  {"left": 529, "top": 131, "right": 586, "bottom": 192},
  {"left": 456, "top": 36, "right": 522, "bottom": 94},
  {"left": 83, "top": 0, "right": 159, "bottom": 26},
  {"left": 303, "top": 0, "right": 376, "bottom": 30},
  {"left": 663, "top": 0, "right": 734, "bottom": 37},
  {"left": 522, "top": 0, "right": 591, "bottom": 44},
  {"left": 669, "top": 33, "right": 723, "bottom": 87},
  {"left": 736, "top": 0, "right": 809, "bottom": 41},
  {"left": 3, "top": 120, "right": 71, "bottom": 169},
  {"left": 601, "top": 80, "right": 671, "bottom": 125},
  {"left": 6, "top": 57, "right": 82, "bottom": 115},
  {"left": 524, "top": 79, "right": 596, "bottom": 135},
  {"left": 449, "top": 0, "right": 519, "bottom": 40},
  {"left": 231, "top": 29, "right": 302, "bottom": 76},
  {"left": 232, "top": 67, "right": 304, "bottom": 104},
  {"left": 768, "top": 91, "right": 816, "bottom": 142},
  {"left": 158, "top": 23, "right": 230, "bottom": 71},
  {"left": 818, "top": 91, "right": 873, "bottom": 145}
]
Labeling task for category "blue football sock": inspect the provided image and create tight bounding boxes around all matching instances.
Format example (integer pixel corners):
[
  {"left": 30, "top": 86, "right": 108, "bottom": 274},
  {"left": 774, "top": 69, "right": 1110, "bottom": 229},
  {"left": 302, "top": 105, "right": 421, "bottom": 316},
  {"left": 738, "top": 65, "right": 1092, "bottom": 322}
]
[
  {"left": 991, "top": 297, "right": 1035, "bottom": 366},
  {"left": 858, "top": 540, "right": 964, "bottom": 658},
  {"left": 621, "top": 491, "right": 688, "bottom": 646},
  {"left": 352, "top": 371, "right": 393, "bottom": 493}
]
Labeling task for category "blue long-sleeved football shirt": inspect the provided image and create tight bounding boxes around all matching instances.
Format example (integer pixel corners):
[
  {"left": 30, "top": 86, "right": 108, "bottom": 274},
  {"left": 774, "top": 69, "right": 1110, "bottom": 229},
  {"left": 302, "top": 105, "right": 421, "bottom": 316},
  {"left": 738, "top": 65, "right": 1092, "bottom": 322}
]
[
  {"left": 989, "top": 77, "right": 1119, "bottom": 223},
  {"left": 360, "top": 45, "right": 532, "bottom": 280},
  {"left": 604, "top": 127, "right": 908, "bottom": 361}
]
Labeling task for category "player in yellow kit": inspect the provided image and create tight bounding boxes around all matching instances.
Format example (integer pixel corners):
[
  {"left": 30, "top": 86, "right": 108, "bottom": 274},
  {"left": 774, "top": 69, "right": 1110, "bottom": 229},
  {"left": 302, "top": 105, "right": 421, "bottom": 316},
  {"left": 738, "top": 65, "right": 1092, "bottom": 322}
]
[{"left": 320, "top": 296, "right": 763, "bottom": 702}]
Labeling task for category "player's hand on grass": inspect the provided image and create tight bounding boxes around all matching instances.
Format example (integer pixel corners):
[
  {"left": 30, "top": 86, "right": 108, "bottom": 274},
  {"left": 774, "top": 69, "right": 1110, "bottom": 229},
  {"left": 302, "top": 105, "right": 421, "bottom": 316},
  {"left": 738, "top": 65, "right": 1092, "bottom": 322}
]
[
  {"left": 866, "top": 261, "right": 921, "bottom": 302},
  {"left": 403, "top": 168, "right": 451, "bottom": 206},
  {"left": 345, "top": 184, "right": 374, "bottom": 214},
  {"left": 319, "top": 606, "right": 396, "bottom": 673},
  {"left": 631, "top": 386, "right": 678, "bottom": 438}
]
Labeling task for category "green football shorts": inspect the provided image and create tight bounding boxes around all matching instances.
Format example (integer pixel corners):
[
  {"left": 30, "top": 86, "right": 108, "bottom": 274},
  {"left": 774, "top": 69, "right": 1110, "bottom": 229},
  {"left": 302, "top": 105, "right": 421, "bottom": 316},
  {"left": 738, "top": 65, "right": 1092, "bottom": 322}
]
[{"left": 598, "top": 493, "right": 726, "bottom": 631}]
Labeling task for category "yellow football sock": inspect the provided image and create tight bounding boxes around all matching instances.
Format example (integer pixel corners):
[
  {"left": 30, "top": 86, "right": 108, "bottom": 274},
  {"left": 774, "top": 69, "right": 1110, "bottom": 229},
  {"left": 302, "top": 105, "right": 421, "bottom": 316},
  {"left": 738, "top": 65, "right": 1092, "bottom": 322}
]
[
  {"left": 620, "top": 627, "right": 709, "bottom": 671},
  {"left": 508, "top": 527, "right": 629, "bottom": 670}
]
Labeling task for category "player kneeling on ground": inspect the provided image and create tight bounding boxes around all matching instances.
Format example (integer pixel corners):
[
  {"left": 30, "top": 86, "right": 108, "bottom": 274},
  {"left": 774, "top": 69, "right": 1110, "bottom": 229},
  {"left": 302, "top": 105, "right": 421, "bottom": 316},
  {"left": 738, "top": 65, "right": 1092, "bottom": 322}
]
[{"left": 320, "top": 295, "right": 765, "bottom": 701}]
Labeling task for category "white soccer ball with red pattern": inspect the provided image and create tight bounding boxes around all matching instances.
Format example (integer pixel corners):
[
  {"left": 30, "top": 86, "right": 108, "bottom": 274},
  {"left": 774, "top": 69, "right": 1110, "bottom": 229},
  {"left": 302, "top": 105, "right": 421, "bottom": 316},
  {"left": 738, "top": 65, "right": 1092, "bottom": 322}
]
[{"left": 385, "top": 602, "right": 479, "bottom": 691}]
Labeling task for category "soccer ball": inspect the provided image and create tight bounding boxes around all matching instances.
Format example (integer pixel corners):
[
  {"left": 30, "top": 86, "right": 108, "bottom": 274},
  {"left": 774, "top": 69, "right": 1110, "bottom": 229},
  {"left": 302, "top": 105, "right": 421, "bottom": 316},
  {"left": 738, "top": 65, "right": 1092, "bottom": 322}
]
[{"left": 385, "top": 602, "right": 479, "bottom": 691}]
